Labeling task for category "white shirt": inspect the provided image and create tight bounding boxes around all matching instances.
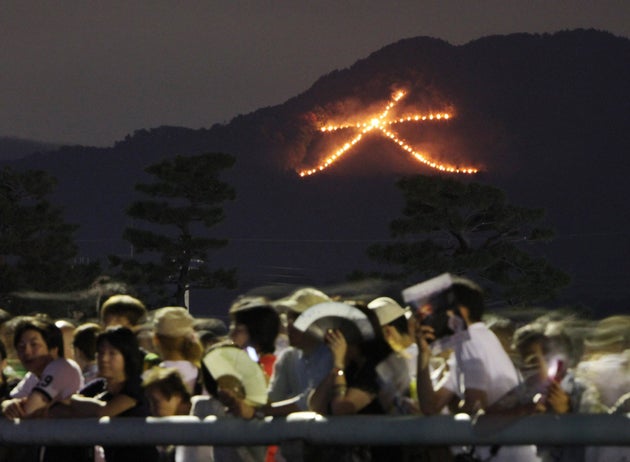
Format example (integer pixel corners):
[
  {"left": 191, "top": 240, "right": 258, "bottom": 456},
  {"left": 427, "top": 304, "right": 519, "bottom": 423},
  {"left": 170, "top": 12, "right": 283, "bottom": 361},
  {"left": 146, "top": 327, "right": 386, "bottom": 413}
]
[
  {"left": 443, "top": 322, "right": 539, "bottom": 462},
  {"left": 376, "top": 351, "right": 411, "bottom": 414},
  {"left": 443, "top": 322, "right": 521, "bottom": 406},
  {"left": 160, "top": 360, "right": 202, "bottom": 395},
  {"left": 10, "top": 358, "right": 83, "bottom": 401}
]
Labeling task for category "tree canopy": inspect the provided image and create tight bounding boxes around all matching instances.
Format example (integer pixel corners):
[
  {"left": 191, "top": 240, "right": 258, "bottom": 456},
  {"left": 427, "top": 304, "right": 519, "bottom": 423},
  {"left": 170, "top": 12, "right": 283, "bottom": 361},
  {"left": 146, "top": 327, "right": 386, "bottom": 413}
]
[
  {"left": 366, "top": 175, "right": 570, "bottom": 305},
  {"left": 110, "top": 152, "right": 237, "bottom": 307},
  {"left": 0, "top": 167, "right": 100, "bottom": 300}
]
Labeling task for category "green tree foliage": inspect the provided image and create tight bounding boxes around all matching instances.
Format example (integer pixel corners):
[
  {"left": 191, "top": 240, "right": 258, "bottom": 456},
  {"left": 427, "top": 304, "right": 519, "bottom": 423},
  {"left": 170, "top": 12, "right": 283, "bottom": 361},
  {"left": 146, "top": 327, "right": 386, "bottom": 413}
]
[
  {"left": 366, "top": 175, "right": 570, "bottom": 305},
  {"left": 0, "top": 167, "right": 100, "bottom": 296},
  {"left": 110, "top": 152, "right": 237, "bottom": 306}
]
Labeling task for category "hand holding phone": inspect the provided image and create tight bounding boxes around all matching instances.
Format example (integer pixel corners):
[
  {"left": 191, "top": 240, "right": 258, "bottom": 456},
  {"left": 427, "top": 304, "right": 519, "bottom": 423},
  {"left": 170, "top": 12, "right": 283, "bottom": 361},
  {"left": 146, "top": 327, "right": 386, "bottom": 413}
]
[{"left": 547, "top": 358, "right": 566, "bottom": 383}]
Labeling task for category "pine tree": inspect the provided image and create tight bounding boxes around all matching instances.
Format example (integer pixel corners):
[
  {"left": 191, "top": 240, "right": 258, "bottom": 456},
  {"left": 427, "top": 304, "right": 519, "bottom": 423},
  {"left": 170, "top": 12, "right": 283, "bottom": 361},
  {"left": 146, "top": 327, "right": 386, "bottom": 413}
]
[
  {"left": 366, "top": 175, "right": 570, "bottom": 305},
  {"left": 110, "top": 152, "right": 237, "bottom": 307}
]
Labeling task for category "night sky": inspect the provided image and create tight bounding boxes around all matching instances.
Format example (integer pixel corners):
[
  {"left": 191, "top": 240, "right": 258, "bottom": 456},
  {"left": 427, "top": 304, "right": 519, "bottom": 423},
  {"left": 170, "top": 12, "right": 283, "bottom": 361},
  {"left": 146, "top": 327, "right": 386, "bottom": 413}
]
[{"left": 2, "top": 1, "right": 628, "bottom": 147}]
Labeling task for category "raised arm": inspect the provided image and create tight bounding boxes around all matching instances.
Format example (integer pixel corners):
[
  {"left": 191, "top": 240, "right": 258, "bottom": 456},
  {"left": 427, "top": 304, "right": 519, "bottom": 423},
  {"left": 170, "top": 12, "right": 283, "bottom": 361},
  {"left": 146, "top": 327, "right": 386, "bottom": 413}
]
[{"left": 414, "top": 322, "right": 456, "bottom": 415}]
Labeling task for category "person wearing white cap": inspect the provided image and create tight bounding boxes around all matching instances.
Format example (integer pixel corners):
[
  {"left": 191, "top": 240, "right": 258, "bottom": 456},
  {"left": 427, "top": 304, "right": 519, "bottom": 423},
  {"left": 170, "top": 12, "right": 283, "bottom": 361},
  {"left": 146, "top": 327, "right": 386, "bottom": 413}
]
[{"left": 367, "top": 297, "right": 418, "bottom": 414}]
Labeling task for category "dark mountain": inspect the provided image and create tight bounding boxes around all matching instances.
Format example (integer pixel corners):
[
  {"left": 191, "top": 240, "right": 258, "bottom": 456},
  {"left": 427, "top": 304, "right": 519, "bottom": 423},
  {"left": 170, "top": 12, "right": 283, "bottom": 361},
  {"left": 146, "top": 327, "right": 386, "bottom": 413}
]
[
  {"left": 0, "top": 137, "right": 61, "bottom": 161},
  {"left": 3, "top": 29, "right": 629, "bottom": 316}
]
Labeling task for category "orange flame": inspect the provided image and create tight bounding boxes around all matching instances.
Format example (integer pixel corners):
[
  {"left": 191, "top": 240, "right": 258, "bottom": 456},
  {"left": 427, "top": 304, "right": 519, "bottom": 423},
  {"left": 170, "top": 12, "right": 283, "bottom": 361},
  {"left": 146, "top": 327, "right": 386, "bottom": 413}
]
[{"left": 298, "top": 90, "right": 478, "bottom": 177}]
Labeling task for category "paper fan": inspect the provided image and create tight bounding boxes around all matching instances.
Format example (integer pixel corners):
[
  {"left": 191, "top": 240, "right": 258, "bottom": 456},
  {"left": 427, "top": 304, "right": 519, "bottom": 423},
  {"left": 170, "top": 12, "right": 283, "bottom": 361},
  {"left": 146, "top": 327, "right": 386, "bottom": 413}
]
[
  {"left": 201, "top": 344, "right": 268, "bottom": 405},
  {"left": 402, "top": 273, "right": 454, "bottom": 308},
  {"left": 293, "top": 301, "right": 375, "bottom": 343}
]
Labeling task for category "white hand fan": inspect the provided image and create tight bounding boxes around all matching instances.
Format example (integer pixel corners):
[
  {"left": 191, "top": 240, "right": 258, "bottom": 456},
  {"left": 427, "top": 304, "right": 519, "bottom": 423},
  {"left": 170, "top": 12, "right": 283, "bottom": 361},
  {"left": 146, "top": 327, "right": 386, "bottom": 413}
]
[
  {"left": 292, "top": 301, "right": 375, "bottom": 343},
  {"left": 202, "top": 344, "right": 268, "bottom": 405}
]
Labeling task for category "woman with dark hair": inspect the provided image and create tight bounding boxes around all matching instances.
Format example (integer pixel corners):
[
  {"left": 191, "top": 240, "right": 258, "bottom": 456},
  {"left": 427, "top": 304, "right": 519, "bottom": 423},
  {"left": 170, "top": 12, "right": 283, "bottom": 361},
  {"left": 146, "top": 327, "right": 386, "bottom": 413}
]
[
  {"left": 50, "top": 326, "right": 158, "bottom": 462},
  {"left": 308, "top": 304, "right": 392, "bottom": 416},
  {"left": 229, "top": 304, "right": 280, "bottom": 379},
  {"left": 306, "top": 303, "right": 396, "bottom": 462}
]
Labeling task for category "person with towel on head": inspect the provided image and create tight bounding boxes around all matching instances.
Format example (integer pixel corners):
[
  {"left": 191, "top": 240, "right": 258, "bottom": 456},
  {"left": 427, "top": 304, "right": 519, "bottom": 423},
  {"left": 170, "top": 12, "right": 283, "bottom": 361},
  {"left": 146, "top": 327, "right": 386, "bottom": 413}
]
[
  {"left": 152, "top": 307, "right": 204, "bottom": 395},
  {"left": 367, "top": 297, "right": 418, "bottom": 412}
]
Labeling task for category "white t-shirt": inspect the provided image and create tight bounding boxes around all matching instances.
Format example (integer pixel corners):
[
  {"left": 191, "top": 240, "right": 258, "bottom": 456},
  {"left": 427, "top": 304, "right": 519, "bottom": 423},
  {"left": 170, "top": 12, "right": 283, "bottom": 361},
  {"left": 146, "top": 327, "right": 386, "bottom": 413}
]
[
  {"left": 443, "top": 322, "right": 521, "bottom": 405},
  {"left": 10, "top": 358, "right": 83, "bottom": 402},
  {"left": 443, "top": 322, "right": 539, "bottom": 462},
  {"left": 10, "top": 371, "right": 38, "bottom": 398},
  {"left": 376, "top": 351, "right": 411, "bottom": 414},
  {"left": 160, "top": 360, "right": 202, "bottom": 395}
]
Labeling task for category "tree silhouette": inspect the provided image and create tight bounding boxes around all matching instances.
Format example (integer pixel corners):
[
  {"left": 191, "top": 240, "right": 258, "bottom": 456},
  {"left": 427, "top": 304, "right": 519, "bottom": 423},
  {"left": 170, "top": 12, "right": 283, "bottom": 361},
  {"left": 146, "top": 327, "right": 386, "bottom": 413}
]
[
  {"left": 0, "top": 167, "right": 100, "bottom": 299},
  {"left": 110, "top": 152, "right": 237, "bottom": 307},
  {"left": 366, "top": 175, "right": 570, "bottom": 305}
]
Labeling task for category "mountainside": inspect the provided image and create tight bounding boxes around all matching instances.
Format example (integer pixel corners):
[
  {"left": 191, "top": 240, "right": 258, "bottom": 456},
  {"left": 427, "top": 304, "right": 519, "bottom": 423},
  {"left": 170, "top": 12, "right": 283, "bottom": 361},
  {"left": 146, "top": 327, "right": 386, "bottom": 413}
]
[
  {"left": 0, "top": 137, "right": 61, "bottom": 161},
  {"left": 3, "top": 29, "right": 629, "bottom": 315}
]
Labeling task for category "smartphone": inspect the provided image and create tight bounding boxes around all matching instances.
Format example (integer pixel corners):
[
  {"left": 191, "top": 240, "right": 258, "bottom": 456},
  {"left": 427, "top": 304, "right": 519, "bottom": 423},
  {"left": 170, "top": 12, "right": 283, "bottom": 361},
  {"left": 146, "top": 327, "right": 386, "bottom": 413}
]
[{"left": 547, "top": 358, "right": 566, "bottom": 383}]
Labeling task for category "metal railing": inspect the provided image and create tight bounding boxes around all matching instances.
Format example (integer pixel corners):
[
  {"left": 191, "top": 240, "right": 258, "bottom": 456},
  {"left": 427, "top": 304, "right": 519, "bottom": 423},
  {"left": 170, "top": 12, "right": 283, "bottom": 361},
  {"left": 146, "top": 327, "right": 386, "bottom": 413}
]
[{"left": 1, "top": 412, "right": 629, "bottom": 447}]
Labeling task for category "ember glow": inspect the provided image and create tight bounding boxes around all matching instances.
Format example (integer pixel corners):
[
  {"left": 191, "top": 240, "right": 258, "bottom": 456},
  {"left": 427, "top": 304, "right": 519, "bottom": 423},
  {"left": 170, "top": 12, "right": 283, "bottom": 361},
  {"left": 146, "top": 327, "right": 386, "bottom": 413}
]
[{"left": 298, "top": 90, "right": 478, "bottom": 177}]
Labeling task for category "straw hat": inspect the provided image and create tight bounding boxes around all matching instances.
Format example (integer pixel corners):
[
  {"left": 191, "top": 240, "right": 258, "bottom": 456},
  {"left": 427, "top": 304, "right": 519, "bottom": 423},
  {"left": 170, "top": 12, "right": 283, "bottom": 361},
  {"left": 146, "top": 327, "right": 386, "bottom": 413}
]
[{"left": 153, "top": 306, "right": 195, "bottom": 337}]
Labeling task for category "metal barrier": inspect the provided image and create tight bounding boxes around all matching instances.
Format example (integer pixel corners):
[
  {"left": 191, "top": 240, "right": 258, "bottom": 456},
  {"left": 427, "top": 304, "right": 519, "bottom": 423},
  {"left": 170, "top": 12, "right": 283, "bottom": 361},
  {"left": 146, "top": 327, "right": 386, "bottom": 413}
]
[{"left": 0, "top": 413, "right": 629, "bottom": 446}]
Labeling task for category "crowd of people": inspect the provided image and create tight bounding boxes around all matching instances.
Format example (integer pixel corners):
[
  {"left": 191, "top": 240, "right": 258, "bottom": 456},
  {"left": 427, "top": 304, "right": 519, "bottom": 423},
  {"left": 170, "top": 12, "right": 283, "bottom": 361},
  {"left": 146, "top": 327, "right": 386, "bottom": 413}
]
[{"left": 0, "top": 276, "right": 628, "bottom": 462}]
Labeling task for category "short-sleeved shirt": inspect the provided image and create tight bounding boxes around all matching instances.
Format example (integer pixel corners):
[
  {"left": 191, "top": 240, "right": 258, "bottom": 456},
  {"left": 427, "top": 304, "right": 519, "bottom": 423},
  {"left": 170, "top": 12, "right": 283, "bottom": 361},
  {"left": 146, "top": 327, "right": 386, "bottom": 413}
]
[
  {"left": 443, "top": 322, "right": 520, "bottom": 406},
  {"left": 267, "top": 343, "right": 332, "bottom": 410},
  {"left": 88, "top": 377, "right": 158, "bottom": 462},
  {"left": 375, "top": 351, "right": 411, "bottom": 414},
  {"left": 11, "top": 359, "right": 83, "bottom": 402},
  {"left": 158, "top": 360, "right": 203, "bottom": 395},
  {"left": 442, "top": 322, "right": 539, "bottom": 462},
  {"left": 33, "top": 358, "right": 84, "bottom": 402},
  {"left": 9, "top": 371, "right": 38, "bottom": 398}
]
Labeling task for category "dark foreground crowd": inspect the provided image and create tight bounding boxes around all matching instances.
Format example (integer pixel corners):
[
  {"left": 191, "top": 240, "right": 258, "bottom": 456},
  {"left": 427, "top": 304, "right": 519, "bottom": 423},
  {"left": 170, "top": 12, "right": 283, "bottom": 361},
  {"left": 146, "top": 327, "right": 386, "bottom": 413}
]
[{"left": 0, "top": 275, "right": 628, "bottom": 462}]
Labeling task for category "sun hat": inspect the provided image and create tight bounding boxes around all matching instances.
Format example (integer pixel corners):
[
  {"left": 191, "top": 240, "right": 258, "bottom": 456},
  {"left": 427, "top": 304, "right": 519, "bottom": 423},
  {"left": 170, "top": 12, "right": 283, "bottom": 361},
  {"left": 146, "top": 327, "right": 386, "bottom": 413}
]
[
  {"left": 293, "top": 301, "right": 375, "bottom": 344},
  {"left": 274, "top": 287, "right": 331, "bottom": 314},
  {"left": 367, "top": 297, "right": 408, "bottom": 326},
  {"left": 153, "top": 306, "right": 195, "bottom": 337}
]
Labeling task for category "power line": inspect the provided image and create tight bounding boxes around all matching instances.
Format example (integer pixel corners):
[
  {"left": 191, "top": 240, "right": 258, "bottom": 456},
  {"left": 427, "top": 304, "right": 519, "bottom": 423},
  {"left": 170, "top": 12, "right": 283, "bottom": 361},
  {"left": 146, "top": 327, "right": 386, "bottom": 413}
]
[{"left": 76, "top": 230, "right": 630, "bottom": 245}]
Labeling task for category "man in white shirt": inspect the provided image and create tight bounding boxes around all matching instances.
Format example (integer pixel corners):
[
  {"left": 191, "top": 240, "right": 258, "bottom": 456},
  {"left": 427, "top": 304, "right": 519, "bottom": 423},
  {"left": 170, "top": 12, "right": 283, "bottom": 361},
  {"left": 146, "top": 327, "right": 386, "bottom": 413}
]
[
  {"left": 414, "top": 276, "right": 539, "bottom": 462},
  {"left": 2, "top": 317, "right": 83, "bottom": 419},
  {"left": 1, "top": 317, "right": 84, "bottom": 462}
]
